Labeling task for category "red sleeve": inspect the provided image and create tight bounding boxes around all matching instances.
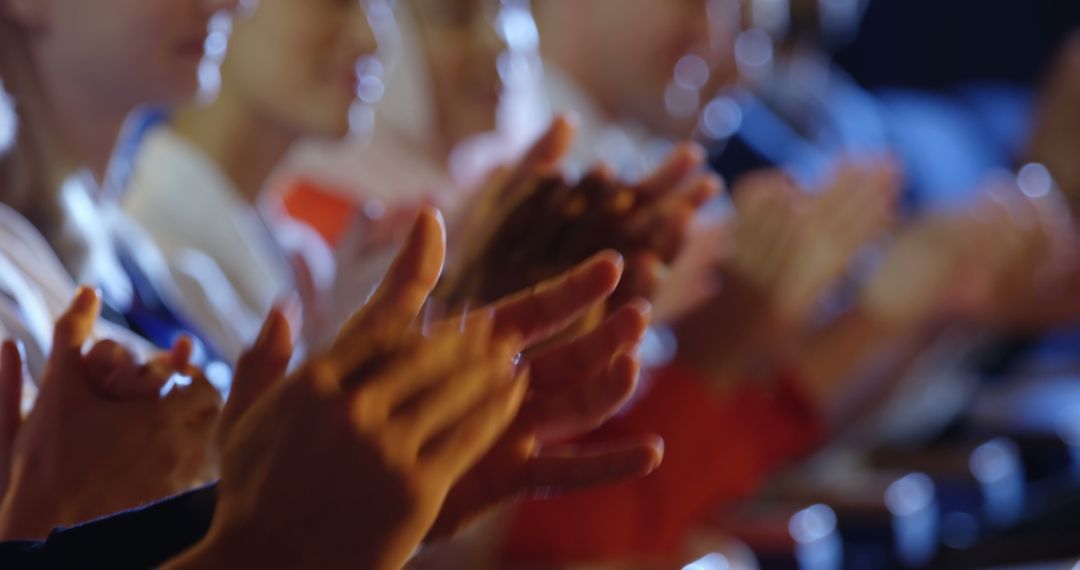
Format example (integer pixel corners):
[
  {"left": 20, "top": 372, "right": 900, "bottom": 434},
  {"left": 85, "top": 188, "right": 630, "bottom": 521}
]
[
  {"left": 500, "top": 359, "right": 824, "bottom": 566},
  {"left": 280, "top": 180, "right": 358, "bottom": 247}
]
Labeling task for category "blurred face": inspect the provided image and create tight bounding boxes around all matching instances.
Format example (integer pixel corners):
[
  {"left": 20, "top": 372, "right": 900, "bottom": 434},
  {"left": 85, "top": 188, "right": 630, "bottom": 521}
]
[
  {"left": 33, "top": 0, "right": 235, "bottom": 108},
  {"left": 573, "top": 0, "right": 713, "bottom": 130},
  {"left": 408, "top": 0, "right": 507, "bottom": 145},
  {"left": 223, "top": 0, "right": 379, "bottom": 138}
]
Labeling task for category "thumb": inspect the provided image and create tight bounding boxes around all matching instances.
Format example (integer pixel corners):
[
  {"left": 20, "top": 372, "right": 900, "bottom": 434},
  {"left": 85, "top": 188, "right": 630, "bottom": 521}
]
[
  {"left": 47, "top": 286, "right": 101, "bottom": 378},
  {"left": 220, "top": 309, "right": 293, "bottom": 441}
]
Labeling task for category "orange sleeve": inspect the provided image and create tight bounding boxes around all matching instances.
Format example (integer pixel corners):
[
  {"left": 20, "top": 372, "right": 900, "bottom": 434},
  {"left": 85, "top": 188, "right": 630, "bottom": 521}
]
[
  {"left": 280, "top": 180, "right": 359, "bottom": 247},
  {"left": 500, "top": 360, "right": 824, "bottom": 566}
]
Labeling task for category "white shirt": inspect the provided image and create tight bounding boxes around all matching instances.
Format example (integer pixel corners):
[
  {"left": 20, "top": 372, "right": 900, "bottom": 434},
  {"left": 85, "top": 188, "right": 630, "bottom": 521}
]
[
  {"left": 124, "top": 127, "right": 334, "bottom": 363},
  {"left": 0, "top": 200, "right": 152, "bottom": 387},
  {"left": 539, "top": 65, "right": 671, "bottom": 181}
]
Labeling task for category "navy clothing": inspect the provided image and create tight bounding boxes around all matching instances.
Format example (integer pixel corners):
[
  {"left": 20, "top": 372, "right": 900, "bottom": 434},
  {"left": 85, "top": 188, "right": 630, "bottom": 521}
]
[{"left": 0, "top": 485, "right": 217, "bottom": 569}]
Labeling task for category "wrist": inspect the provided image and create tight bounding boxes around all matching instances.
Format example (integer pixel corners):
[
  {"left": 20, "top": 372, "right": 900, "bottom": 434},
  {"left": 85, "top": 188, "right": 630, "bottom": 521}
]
[{"left": 0, "top": 480, "right": 64, "bottom": 540}]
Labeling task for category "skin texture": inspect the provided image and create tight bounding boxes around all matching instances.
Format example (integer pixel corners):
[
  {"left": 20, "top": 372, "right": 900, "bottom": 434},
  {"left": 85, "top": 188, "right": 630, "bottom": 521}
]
[
  {"left": 408, "top": 0, "right": 506, "bottom": 149},
  {"left": 440, "top": 117, "right": 721, "bottom": 313},
  {"left": 0, "top": 0, "right": 238, "bottom": 180},
  {"left": 673, "top": 161, "right": 899, "bottom": 389},
  {"left": 0, "top": 288, "right": 222, "bottom": 540},
  {"left": 166, "top": 209, "right": 662, "bottom": 568},
  {"left": 219, "top": 0, "right": 377, "bottom": 140}
]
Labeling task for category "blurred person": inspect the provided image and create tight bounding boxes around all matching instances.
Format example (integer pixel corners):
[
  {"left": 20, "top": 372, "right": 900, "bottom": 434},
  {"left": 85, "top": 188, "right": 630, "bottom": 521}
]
[
  {"left": 532, "top": 0, "right": 739, "bottom": 178},
  {"left": 0, "top": 0, "right": 239, "bottom": 528},
  {"left": 124, "top": 0, "right": 385, "bottom": 361},
  {"left": 0, "top": 0, "right": 667, "bottom": 561},
  {"left": 125, "top": 0, "right": 716, "bottom": 361},
  {"left": 0, "top": 0, "right": 240, "bottom": 373},
  {"left": 278, "top": 0, "right": 525, "bottom": 249},
  {"left": 466, "top": 108, "right": 1065, "bottom": 570},
  {"left": 493, "top": 160, "right": 953, "bottom": 566}
]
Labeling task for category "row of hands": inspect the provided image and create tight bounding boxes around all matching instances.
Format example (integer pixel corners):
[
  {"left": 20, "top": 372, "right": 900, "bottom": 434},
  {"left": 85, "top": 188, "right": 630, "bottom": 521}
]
[
  {"left": 0, "top": 218, "right": 660, "bottom": 569},
  {"left": 0, "top": 96, "right": 1076, "bottom": 566},
  {"left": 0, "top": 117, "right": 716, "bottom": 568}
]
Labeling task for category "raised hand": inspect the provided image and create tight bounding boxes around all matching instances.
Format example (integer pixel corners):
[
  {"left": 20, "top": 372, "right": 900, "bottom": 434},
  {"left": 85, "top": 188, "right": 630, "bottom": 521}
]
[
  {"left": 668, "top": 170, "right": 806, "bottom": 384},
  {"left": 170, "top": 316, "right": 523, "bottom": 570},
  {"left": 782, "top": 158, "right": 899, "bottom": 320},
  {"left": 859, "top": 216, "right": 971, "bottom": 331},
  {"left": 386, "top": 211, "right": 666, "bottom": 540},
  {"left": 171, "top": 207, "right": 659, "bottom": 568},
  {"left": 346, "top": 207, "right": 665, "bottom": 540},
  {"left": 0, "top": 288, "right": 221, "bottom": 540},
  {"left": 440, "top": 117, "right": 720, "bottom": 311},
  {"left": 427, "top": 283, "right": 661, "bottom": 539},
  {"left": 946, "top": 176, "right": 1078, "bottom": 329}
]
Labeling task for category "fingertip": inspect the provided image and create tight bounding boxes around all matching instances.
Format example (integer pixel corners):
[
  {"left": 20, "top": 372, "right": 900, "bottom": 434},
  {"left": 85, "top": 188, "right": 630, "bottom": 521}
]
[
  {"left": 413, "top": 205, "right": 447, "bottom": 241},
  {"left": 272, "top": 293, "right": 302, "bottom": 329},
  {"left": 585, "top": 161, "right": 617, "bottom": 182},
  {"left": 71, "top": 285, "right": 99, "bottom": 311},
  {"left": 540, "top": 115, "right": 576, "bottom": 163},
  {"left": 171, "top": 335, "right": 194, "bottom": 362},
  {"left": 693, "top": 175, "right": 723, "bottom": 204},
  {"left": 255, "top": 309, "right": 285, "bottom": 347},
  {"left": 681, "top": 141, "right": 706, "bottom": 165},
  {"left": 646, "top": 435, "right": 665, "bottom": 465},
  {"left": 0, "top": 340, "right": 20, "bottom": 373},
  {"left": 589, "top": 250, "right": 625, "bottom": 284},
  {"left": 1, "top": 339, "right": 17, "bottom": 358},
  {"left": 173, "top": 334, "right": 193, "bottom": 351},
  {"left": 625, "top": 297, "right": 653, "bottom": 321},
  {"left": 553, "top": 112, "right": 579, "bottom": 135},
  {"left": 54, "top": 288, "right": 100, "bottom": 350},
  {"left": 612, "top": 299, "right": 651, "bottom": 340}
]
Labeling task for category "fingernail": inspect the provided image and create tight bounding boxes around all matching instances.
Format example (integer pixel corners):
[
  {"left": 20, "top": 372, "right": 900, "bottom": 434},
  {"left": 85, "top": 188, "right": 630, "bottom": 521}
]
[
  {"left": 686, "top": 143, "right": 706, "bottom": 163},
  {"left": 628, "top": 297, "right": 653, "bottom": 320},
  {"left": 72, "top": 286, "right": 97, "bottom": 310},
  {"left": 597, "top": 250, "right": 624, "bottom": 274},
  {"left": 274, "top": 293, "right": 302, "bottom": 328},
  {"left": 617, "top": 341, "right": 640, "bottom": 358},
  {"left": 256, "top": 311, "right": 282, "bottom": 347},
  {"left": 652, "top": 438, "right": 666, "bottom": 464},
  {"left": 559, "top": 112, "right": 580, "bottom": 131}
]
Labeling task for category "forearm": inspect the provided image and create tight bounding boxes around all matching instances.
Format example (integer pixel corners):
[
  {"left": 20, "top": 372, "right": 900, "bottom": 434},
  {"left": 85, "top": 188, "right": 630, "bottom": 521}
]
[
  {"left": 672, "top": 275, "right": 791, "bottom": 386},
  {"left": 0, "top": 481, "right": 64, "bottom": 541},
  {"left": 795, "top": 308, "right": 948, "bottom": 432}
]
